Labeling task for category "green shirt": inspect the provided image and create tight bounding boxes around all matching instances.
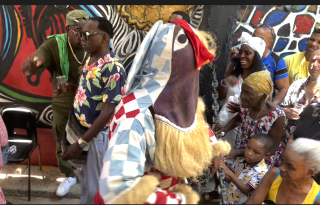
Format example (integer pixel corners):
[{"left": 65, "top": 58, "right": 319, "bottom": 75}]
[{"left": 36, "top": 37, "right": 88, "bottom": 117}]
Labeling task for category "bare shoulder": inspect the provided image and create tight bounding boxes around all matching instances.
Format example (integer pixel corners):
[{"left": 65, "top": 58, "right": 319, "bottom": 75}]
[{"left": 264, "top": 167, "right": 279, "bottom": 183}]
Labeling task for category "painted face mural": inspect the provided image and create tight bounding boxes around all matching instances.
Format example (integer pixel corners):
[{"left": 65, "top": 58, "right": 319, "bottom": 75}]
[{"left": 0, "top": 5, "right": 205, "bottom": 126}]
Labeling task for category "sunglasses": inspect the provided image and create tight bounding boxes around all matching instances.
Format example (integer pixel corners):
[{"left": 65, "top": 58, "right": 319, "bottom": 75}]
[
  {"left": 257, "top": 23, "right": 275, "bottom": 38},
  {"left": 78, "top": 31, "right": 106, "bottom": 41}
]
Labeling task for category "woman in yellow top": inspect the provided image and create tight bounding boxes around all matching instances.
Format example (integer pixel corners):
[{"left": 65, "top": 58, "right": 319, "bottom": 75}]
[{"left": 245, "top": 138, "right": 320, "bottom": 204}]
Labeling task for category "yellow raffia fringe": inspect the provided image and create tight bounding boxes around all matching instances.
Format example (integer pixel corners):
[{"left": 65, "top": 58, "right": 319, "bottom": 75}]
[
  {"left": 154, "top": 98, "right": 213, "bottom": 179},
  {"left": 113, "top": 175, "right": 159, "bottom": 204}
]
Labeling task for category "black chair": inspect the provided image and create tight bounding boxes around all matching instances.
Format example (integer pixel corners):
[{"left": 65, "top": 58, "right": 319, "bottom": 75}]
[{"left": 1, "top": 107, "right": 42, "bottom": 201}]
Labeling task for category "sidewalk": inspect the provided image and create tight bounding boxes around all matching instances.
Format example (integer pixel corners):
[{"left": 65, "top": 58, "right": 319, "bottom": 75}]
[{"left": 0, "top": 164, "right": 80, "bottom": 204}]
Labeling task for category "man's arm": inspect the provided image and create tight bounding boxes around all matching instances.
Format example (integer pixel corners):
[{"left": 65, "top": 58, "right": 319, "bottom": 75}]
[
  {"left": 273, "top": 78, "right": 289, "bottom": 105},
  {"left": 272, "top": 58, "right": 289, "bottom": 105},
  {"left": 22, "top": 39, "right": 54, "bottom": 76},
  {"left": 60, "top": 102, "right": 116, "bottom": 160}
]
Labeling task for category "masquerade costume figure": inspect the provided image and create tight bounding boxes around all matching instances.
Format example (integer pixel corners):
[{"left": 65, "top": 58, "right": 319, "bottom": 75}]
[{"left": 94, "top": 20, "right": 231, "bottom": 204}]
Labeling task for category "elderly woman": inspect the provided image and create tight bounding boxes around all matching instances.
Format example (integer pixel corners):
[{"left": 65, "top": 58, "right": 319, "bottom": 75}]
[
  {"left": 217, "top": 70, "right": 286, "bottom": 168},
  {"left": 216, "top": 32, "right": 265, "bottom": 148},
  {"left": 280, "top": 49, "right": 320, "bottom": 147},
  {"left": 246, "top": 138, "right": 320, "bottom": 204}
]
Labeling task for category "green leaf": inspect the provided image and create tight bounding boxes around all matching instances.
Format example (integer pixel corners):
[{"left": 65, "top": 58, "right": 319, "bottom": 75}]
[
  {"left": 113, "top": 94, "right": 122, "bottom": 102},
  {"left": 101, "top": 63, "right": 113, "bottom": 72},
  {"left": 87, "top": 80, "right": 91, "bottom": 92},
  {"left": 76, "top": 103, "right": 80, "bottom": 113},
  {"left": 95, "top": 72, "right": 101, "bottom": 80},
  {"left": 82, "top": 99, "right": 90, "bottom": 108},
  {"left": 110, "top": 81, "right": 117, "bottom": 90},
  {"left": 105, "top": 81, "right": 111, "bottom": 88},
  {"left": 91, "top": 95, "right": 103, "bottom": 100},
  {"left": 96, "top": 102, "right": 103, "bottom": 111},
  {"left": 108, "top": 64, "right": 114, "bottom": 72},
  {"left": 93, "top": 78, "right": 102, "bottom": 88},
  {"left": 114, "top": 57, "right": 120, "bottom": 62},
  {"left": 103, "top": 77, "right": 108, "bottom": 84}
]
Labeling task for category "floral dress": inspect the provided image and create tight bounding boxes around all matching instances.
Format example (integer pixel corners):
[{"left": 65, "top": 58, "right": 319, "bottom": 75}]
[
  {"left": 239, "top": 107, "right": 286, "bottom": 169},
  {"left": 0, "top": 115, "right": 8, "bottom": 204},
  {"left": 280, "top": 77, "right": 320, "bottom": 144}
]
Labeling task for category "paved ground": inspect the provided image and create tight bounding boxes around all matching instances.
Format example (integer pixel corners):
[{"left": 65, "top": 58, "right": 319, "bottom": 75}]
[{"left": 1, "top": 164, "right": 80, "bottom": 204}]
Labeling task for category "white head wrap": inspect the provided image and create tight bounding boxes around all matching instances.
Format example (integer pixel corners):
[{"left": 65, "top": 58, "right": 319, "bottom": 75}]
[{"left": 238, "top": 32, "right": 266, "bottom": 58}]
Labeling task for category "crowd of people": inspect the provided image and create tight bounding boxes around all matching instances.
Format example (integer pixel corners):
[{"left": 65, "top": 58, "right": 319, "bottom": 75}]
[{"left": 0, "top": 7, "right": 319, "bottom": 205}]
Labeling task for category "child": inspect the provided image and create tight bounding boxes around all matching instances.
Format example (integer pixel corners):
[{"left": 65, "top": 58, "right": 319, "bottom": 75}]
[{"left": 220, "top": 133, "right": 273, "bottom": 204}]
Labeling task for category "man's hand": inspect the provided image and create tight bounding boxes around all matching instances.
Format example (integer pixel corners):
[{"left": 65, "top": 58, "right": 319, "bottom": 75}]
[
  {"left": 213, "top": 123, "right": 223, "bottom": 133},
  {"left": 29, "top": 53, "right": 45, "bottom": 68},
  {"left": 60, "top": 142, "right": 83, "bottom": 161},
  {"left": 220, "top": 160, "right": 232, "bottom": 176},
  {"left": 210, "top": 155, "right": 222, "bottom": 177},
  {"left": 226, "top": 102, "right": 240, "bottom": 113},
  {"left": 283, "top": 107, "right": 300, "bottom": 120},
  {"left": 54, "top": 83, "right": 78, "bottom": 96}
]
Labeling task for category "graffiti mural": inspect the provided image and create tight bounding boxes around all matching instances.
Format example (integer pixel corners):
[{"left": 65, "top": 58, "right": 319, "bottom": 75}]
[
  {"left": 0, "top": 5, "right": 207, "bottom": 126},
  {"left": 232, "top": 5, "right": 320, "bottom": 59}
]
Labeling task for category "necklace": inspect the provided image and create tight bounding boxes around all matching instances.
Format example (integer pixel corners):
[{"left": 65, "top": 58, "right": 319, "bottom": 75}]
[
  {"left": 250, "top": 102, "right": 266, "bottom": 121},
  {"left": 67, "top": 37, "right": 87, "bottom": 72}
]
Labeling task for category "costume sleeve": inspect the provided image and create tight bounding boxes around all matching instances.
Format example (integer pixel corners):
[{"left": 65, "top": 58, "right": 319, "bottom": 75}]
[
  {"left": 274, "top": 58, "right": 289, "bottom": 81},
  {"left": 36, "top": 38, "right": 56, "bottom": 71},
  {"left": 248, "top": 172, "right": 266, "bottom": 189},
  {"left": 99, "top": 117, "right": 197, "bottom": 204},
  {"left": 100, "top": 60, "right": 126, "bottom": 105}
]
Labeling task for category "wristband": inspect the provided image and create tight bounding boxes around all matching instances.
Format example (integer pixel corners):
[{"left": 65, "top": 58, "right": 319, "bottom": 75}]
[
  {"left": 221, "top": 79, "right": 229, "bottom": 88},
  {"left": 80, "top": 137, "right": 89, "bottom": 145}
]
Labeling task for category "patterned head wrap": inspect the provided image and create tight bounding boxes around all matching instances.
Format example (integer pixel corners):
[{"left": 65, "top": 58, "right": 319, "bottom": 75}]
[
  {"left": 243, "top": 70, "right": 273, "bottom": 98},
  {"left": 238, "top": 32, "right": 266, "bottom": 58}
]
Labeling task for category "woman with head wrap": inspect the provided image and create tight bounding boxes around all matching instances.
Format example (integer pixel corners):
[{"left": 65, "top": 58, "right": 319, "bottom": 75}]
[
  {"left": 245, "top": 138, "right": 320, "bottom": 204},
  {"left": 217, "top": 70, "right": 286, "bottom": 169},
  {"left": 216, "top": 32, "right": 265, "bottom": 148}
]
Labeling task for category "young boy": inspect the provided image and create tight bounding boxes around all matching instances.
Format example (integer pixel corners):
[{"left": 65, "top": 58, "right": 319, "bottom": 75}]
[{"left": 220, "top": 133, "right": 273, "bottom": 204}]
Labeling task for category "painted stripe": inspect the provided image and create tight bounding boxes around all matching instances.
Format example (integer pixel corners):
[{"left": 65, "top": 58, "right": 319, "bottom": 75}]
[
  {"left": 87, "top": 5, "right": 100, "bottom": 16},
  {"left": 54, "top": 14, "right": 62, "bottom": 34},
  {"left": 37, "top": 5, "right": 48, "bottom": 28},
  {"left": 79, "top": 5, "right": 93, "bottom": 17},
  {"left": 14, "top": 10, "right": 21, "bottom": 55},
  {"left": 2, "top": 5, "right": 9, "bottom": 60},
  {"left": 0, "top": 85, "right": 52, "bottom": 103}
]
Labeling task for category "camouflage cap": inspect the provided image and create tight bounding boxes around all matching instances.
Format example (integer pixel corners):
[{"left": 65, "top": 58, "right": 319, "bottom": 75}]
[{"left": 66, "top": 10, "right": 89, "bottom": 26}]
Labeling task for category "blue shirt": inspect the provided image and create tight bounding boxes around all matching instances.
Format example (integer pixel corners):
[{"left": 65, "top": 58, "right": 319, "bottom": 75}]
[
  {"left": 73, "top": 51, "right": 126, "bottom": 130},
  {"left": 231, "top": 51, "right": 288, "bottom": 85}
]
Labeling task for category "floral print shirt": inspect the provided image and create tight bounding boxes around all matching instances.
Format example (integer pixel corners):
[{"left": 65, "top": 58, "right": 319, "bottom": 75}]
[
  {"left": 280, "top": 77, "right": 320, "bottom": 139},
  {"left": 73, "top": 51, "right": 126, "bottom": 130},
  {"left": 239, "top": 107, "right": 286, "bottom": 169},
  {"left": 226, "top": 157, "right": 269, "bottom": 204}
]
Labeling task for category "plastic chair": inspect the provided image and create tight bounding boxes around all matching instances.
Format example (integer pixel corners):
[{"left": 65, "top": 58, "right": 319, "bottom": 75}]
[{"left": 1, "top": 107, "right": 42, "bottom": 201}]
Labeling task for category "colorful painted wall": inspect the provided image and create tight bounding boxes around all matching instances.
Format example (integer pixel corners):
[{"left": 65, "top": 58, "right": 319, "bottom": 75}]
[
  {"left": 233, "top": 5, "right": 319, "bottom": 59},
  {"left": 0, "top": 5, "right": 207, "bottom": 127}
]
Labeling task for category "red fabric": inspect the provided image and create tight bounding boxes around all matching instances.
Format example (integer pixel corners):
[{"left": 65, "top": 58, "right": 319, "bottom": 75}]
[
  {"left": 173, "top": 19, "right": 215, "bottom": 69},
  {"left": 94, "top": 190, "right": 105, "bottom": 204}
]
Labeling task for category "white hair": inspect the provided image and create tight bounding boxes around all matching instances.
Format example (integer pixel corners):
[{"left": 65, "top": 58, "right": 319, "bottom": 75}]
[{"left": 288, "top": 138, "right": 320, "bottom": 173}]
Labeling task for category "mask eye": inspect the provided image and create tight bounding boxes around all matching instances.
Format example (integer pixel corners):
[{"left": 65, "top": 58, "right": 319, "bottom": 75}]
[{"left": 174, "top": 29, "right": 188, "bottom": 51}]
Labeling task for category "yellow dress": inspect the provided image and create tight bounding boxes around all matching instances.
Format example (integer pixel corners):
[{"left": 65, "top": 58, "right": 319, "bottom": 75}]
[{"left": 267, "top": 169, "right": 320, "bottom": 204}]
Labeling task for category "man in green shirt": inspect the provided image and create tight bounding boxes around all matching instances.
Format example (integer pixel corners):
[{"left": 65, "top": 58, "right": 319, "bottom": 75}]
[{"left": 22, "top": 9, "right": 89, "bottom": 197}]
